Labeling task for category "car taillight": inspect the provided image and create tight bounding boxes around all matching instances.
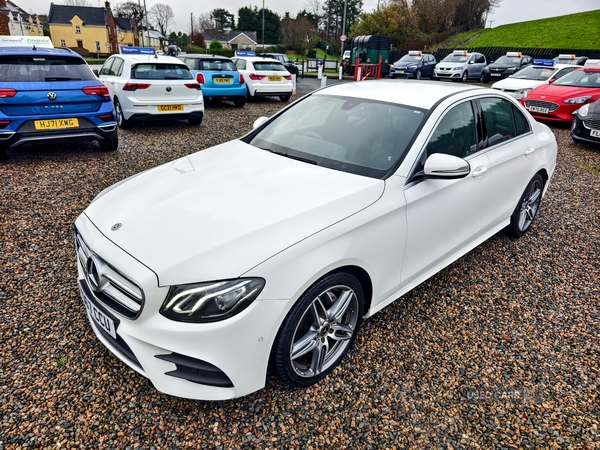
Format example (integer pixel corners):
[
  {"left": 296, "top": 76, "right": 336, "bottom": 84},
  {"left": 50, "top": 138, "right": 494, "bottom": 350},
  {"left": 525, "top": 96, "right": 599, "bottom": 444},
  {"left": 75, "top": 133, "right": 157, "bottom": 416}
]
[
  {"left": 97, "top": 114, "right": 114, "bottom": 122},
  {"left": 0, "top": 88, "right": 17, "bottom": 98},
  {"left": 0, "top": 120, "right": 10, "bottom": 129},
  {"left": 239, "top": 74, "right": 245, "bottom": 85},
  {"left": 82, "top": 86, "right": 110, "bottom": 97},
  {"left": 185, "top": 83, "right": 201, "bottom": 90},
  {"left": 123, "top": 83, "right": 151, "bottom": 91},
  {"left": 196, "top": 73, "right": 205, "bottom": 84},
  {"left": 284, "top": 75, "right": 292, "bottom": 80},
  {"left": 249, "top": 74, "right": 265, "bottom": 80}
]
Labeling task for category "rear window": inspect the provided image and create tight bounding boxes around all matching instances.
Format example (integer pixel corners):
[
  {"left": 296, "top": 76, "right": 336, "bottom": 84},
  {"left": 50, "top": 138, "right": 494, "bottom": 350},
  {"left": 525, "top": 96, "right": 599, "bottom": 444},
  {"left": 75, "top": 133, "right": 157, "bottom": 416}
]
[
  {"left": 198, "top": 60, "right": 237, "bottom": 71},
  {"left": 131, "top": 63, "right": 193, "bottom": 80},
  {"left": 0, "top": 56, "right": 96, "bottom": 82},
  {"left": 253, "top": 62, "right": 287, "bottom": 71}
]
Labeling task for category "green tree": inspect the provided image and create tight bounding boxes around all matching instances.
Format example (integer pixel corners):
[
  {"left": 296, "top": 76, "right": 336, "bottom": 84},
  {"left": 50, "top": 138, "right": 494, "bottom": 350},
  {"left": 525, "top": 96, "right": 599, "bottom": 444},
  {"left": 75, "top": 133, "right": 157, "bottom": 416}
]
[
  {"left": 237, "top": 6, "right": 281, "bottom": 44},
  {"left": 211, "top": 8, "right": 235, "bottom": 30},
  {"left": 114, "top": 1, "right": 145, "bottom": 26},
  {"left": 209, "top": 39, "right": 223, "bottom": 50}
]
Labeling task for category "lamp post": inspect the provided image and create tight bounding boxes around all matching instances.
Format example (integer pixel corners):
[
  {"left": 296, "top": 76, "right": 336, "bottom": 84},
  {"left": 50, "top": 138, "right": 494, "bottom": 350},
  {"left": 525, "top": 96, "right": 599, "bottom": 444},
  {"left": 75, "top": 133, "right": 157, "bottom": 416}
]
[{"left": 340, "top": 0, "right": 347, "bottom": 62}]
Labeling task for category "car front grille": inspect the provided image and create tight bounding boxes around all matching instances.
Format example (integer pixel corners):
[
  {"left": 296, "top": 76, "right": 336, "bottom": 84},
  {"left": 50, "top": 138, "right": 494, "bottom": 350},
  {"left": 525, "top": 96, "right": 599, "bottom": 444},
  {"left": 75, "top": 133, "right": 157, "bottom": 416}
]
[
  {"left": 75, "top": 230, "right": 144, "bottom": 319},
  {"left": 524, "top": 100, "right": 559, "bottom": 112},
  {"left": 583, "top": 118, "right": 600, "bottom": 130}
]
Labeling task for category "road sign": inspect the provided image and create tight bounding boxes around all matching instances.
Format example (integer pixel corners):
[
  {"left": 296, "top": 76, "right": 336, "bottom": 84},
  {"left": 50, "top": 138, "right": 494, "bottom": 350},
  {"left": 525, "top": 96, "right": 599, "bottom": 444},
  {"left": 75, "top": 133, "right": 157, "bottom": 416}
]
[
  {"left": 340, "top": 34, "right": 347, "bottom": 42},
  {"left": 105, "top": 42, "right": 110, "bottom": 48}
]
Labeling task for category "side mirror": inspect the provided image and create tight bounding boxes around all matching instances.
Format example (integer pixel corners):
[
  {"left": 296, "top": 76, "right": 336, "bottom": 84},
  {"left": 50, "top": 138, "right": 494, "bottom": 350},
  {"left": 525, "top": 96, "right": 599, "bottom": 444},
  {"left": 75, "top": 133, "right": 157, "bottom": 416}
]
[
  {"left": 424, "top": 153, "right": 471, "bottom": 179},
  {"left": 548, "top": 78, "right": 555, "bottom": 84},
  {"left": 253, "top": 116, "right": 269, "bottom": 129},
  {"left": 93, "top": 69, "right": 100, "bottom": 77},
  {"left": 469, "top": 60, "right": 475, "bottom": 64}
]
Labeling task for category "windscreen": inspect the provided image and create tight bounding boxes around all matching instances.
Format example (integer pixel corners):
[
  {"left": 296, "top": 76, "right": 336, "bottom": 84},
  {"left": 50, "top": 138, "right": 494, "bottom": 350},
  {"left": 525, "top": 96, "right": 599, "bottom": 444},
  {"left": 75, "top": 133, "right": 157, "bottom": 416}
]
[
  {"left": 246, "top": 94, "right": 426, "bottom": 179},
  {"left": 494, "top": 56, "right": 521, "bottom": 65},
  {"left": 398, "top": 55, "right": 422, "bottom": 63},
  {"left": 443, "top": 54, "right": 468, "bottom": 63},
  {"left": 131, "top": 63, "right": 193, "bottom": 80},
  {"left": 199, "top": 60, "right": 237, "bottom": 71},
  {"left": 0, "top": 55, "right": 96, "bottom": 82},
  {"left": 511, "top": 66, "right": 555, "bottom": 80},
  {"left": 553, "top": 70, "right": 600, "bottom": 88}
]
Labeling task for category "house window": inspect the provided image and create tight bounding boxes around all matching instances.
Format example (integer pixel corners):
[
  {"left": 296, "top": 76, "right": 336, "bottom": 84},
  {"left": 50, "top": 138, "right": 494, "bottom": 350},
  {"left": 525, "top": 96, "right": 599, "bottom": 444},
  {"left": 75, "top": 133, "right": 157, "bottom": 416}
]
[
  {"left": 95, "top": 41, "right": 101, "bottom": 52},
  {"left": 75, "top": 25, "right": 81, "bottom": 34},
  {"left": 60, "top": 40, "right": 66, "bottom": 47}
]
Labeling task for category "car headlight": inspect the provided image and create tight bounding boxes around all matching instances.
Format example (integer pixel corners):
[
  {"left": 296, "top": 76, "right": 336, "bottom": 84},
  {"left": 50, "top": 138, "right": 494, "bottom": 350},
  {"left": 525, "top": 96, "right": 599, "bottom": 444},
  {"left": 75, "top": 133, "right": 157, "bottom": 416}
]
[
  {"left": 564, "top": 96, "right": 591, "bottom": 104},
  {"left": 408, "top": 65, "right": 417, "bottom": 69},
  {"left": 452, "top": 67, "right": 462, "bottom": 71},
  {"left": 577, "top": 104, "right": 590, "bottom": 117},
  {"left": 515, "top": 88, "right": 532, "bottom": 95},
  {"left": 160, "top": 278, "right": 265, "bottom": 323},
  {"left": 505, "top": 66, "right": 517, "bottom": 72}
]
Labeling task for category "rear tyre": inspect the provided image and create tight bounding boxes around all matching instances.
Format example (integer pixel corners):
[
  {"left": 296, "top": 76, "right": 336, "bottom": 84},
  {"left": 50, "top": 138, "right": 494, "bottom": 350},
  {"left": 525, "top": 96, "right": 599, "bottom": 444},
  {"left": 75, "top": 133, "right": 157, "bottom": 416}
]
[
  {"left": 0, "top": 147, "right": 6, "bottom": 161},
  {"left": 279, "top": 95, "right": 291, "bottom": 102},
  {"left": 115, "top": 99, "right": 132, "bottom": 129},
  {"left": 188, "top": 117, "right": 203, "bottom": 126},
  {"left": 506, "top": 173, "right": 544, "bottom": 238},
  {"left": 271, "top": 271, "right": 364, "bottom": 387},
  {"left": 233, "top": 98, "right": 246, "bottom": 107},
  {"left": 99, "top": 132, "right": 118, "bottom": 151}
]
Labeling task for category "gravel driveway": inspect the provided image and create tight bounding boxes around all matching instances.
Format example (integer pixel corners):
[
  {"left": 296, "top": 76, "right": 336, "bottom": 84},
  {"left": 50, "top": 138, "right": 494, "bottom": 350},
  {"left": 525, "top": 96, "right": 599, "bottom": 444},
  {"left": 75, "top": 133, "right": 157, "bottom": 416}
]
[{"left": 1, "top": 97, "right": 599, "bottom": 448}]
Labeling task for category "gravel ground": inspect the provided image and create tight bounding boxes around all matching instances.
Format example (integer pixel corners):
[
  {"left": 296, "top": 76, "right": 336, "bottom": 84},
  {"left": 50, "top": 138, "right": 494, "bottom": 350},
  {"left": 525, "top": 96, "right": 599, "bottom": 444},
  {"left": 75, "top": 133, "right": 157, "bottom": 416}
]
[{"left": 1, "top": 98, "right": 599, "bottom": 449}]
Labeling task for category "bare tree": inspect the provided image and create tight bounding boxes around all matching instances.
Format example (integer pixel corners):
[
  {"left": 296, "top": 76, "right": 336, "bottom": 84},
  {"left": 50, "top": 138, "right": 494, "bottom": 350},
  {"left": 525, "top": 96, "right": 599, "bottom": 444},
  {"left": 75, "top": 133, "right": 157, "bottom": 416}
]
[
  {"left": 63, "top": 0, "right": 91, "bottom": 6},
  {"left": 149, "top": 3, "right": 174, "bottom": 37},
  {"left": 195, "top": 12, "right": 214, "bottom": 33}
]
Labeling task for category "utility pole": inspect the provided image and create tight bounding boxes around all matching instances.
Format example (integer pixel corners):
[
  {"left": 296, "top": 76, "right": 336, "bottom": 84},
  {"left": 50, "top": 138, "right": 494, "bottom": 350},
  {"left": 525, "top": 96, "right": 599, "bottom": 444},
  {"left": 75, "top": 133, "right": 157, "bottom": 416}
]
[
  {"left": 262, "top": 0, "right": 265, "bottom": 49},
  {"left": 191, "top": 13, "right": 194, "bottom": 45},
  {"left": 487, "top": 19, "right": 495, "bottom": 28},
  {"left": 143, "top": 0, "right": 150, "bottom": 47},
  {"left": 340, "top": 0, "right": 347, "bottom": 61},
  {"left": 138, "top": 0, "right": 144, "bottom": 46}
]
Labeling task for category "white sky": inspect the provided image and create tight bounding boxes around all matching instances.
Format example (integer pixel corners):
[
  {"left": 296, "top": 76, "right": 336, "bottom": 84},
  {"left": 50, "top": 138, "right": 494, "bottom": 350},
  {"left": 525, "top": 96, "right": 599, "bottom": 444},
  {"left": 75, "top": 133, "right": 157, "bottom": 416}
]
[{"left": 25, "top": 0, "right": 599, "bottom": 35}]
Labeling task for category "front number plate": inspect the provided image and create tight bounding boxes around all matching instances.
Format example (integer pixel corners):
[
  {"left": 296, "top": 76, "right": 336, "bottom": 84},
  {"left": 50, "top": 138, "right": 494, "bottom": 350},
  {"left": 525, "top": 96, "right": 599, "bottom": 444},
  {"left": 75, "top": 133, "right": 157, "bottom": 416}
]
[
  {"left": 591, "top": 129, "right": 600, "bottom": 138},
  {"left": 34, "top": 118, "right": 79, "bottom": 130},
  {"left": 82, "top": 293, "right": 117, "bottom": 339},
  {"left": 268, "top": 76, "right": 282, "bottom": 82},
  {"left": 491, "top": 73, "right": 501, "bottom": 76},
  {"left": 158, "top": 104, "right": 184, "bottom": 111},
  {"left": 528, "top": 106, "right": 549, "bottom": 114}
]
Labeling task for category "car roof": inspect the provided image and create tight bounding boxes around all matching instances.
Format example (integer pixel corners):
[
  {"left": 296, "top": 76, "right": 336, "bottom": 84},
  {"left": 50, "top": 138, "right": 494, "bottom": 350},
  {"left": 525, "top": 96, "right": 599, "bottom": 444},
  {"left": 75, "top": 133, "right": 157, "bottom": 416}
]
[
  {"left": 113, "top": 54, "right": 186, "bottom": 64},
  {"left": 315, "top": 80, "right": 485, "bottom": 110},
  {"left": 0, "top": 47, "right": 83, "bottom": 58},
  {"left": 233, "top": 56, "right": 282, "bottom": 63},
  {"left": 181, "top": 54, "right": 232, "bottom": 60}
]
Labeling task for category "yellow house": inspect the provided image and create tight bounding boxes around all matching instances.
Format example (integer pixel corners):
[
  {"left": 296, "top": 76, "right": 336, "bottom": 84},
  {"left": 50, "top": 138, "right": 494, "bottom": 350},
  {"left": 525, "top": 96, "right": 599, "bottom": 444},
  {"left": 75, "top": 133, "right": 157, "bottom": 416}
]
[
  {"left": 115, "top": 16, "right": 136, "bottom": 47},
  {"left": 47, "top": 2, "right": 119, "bottom": 56}
]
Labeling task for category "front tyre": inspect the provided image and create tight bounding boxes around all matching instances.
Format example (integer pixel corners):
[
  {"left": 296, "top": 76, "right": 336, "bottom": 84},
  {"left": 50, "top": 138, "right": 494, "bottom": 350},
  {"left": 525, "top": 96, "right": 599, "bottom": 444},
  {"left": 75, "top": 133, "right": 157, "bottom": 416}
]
[
  {"left": 461, "top": 71, "right": 468, "bottom": 82},
  {"left": 272, "top": 272, "right": 364, "bottom": 387},
  {"left": 416, "top": 69, "right": 422, "bottom": 80},
  {"left": 507, "top": 173, "right": 544, "bottom": 237}
]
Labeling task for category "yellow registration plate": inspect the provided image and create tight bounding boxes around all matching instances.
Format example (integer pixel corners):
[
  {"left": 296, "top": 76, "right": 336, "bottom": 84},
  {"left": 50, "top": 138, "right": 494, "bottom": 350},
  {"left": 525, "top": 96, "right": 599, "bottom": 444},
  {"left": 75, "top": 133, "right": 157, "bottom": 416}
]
[
  {"left": 34, "top": 118, "right": 79, "bottom": 130},
  {"left": 268, "top": 76, "right": 282, "bottom": 82},
  {"left": 158, "top": 104, "right": 184, "bottom": 112},
  {"left": 214, "top": 78, "right": 232, "bottom": 84}
]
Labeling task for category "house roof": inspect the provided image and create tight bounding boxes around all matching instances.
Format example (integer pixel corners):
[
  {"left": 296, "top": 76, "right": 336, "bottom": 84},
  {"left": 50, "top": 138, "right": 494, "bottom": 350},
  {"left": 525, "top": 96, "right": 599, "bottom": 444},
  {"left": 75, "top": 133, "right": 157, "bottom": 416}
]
[
  {"left": 203, "top": 30, "right": 257, "bottom": 44},
  {"left": 0, "top": 0, "right": 41, "bottom": 22},
  {"left": 115, "top": 16, "right": 134, "bottom": 31},
  {"left": 47, "top": 3, "right": 108, "bottom": 26}
]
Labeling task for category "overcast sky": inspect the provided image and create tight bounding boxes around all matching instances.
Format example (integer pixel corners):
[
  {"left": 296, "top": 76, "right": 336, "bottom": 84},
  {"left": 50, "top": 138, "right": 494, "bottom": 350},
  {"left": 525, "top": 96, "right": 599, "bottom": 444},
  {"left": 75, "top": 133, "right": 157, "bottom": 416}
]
[{"left": 27, "top": 0, "right": 599, "bottom": 35}]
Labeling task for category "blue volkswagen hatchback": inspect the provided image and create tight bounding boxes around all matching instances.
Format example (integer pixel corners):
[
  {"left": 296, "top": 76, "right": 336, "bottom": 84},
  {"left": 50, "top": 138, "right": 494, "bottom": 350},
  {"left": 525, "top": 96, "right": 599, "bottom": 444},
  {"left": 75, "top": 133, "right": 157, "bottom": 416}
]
[
  {"left": 180, "top": 54, "right": 246, "bottom": 107},
  {"left": 0, "top": 38, "right": 117, "bottom": 160}
]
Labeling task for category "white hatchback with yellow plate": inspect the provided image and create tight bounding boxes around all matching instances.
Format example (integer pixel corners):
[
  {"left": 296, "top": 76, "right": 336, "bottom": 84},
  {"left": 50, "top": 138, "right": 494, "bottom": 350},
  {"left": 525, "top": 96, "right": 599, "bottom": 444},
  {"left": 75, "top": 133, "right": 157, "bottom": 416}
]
[
  {"left": 97, "top": 47, "right": 204, "bottom": 128},
  {"left": 231, "top": 53, "right": 294, "bottom": 102}
]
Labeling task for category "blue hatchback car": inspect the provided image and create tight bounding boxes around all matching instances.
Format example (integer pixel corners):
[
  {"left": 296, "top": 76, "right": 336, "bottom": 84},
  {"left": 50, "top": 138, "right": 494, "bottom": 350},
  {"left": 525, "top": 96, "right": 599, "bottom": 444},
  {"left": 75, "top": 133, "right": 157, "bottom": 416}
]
[
  {"left": 389, "top": 51, "right": 437, "bottom": 80},
  {"left": 180, "top": 54, "right": 246, "bottom": 107},
  {"left": 0, "top": 40, "right": 117, "bottom": 160}
]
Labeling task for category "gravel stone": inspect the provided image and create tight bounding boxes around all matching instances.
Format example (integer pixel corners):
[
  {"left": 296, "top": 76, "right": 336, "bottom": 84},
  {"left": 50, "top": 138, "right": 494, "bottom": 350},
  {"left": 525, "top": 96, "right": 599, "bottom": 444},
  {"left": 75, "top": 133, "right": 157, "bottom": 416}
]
[{"left": 0, "top": 99, "right": 599, "bottom": 448}]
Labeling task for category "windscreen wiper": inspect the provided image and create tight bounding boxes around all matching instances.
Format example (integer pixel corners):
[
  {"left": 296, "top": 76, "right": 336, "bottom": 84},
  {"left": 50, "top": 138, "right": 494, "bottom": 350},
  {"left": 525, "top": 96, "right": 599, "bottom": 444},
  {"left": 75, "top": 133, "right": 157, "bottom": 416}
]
[{"left": 267, "top": 149, "right": 317, "bottom": 165}]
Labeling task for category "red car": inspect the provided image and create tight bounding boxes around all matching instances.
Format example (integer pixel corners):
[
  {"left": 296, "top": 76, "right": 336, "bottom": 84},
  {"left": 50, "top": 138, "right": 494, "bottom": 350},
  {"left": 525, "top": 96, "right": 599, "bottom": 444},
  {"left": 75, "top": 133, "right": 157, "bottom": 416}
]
[{"left": 521, "top": 66, "right": 600, "bottom": 122}]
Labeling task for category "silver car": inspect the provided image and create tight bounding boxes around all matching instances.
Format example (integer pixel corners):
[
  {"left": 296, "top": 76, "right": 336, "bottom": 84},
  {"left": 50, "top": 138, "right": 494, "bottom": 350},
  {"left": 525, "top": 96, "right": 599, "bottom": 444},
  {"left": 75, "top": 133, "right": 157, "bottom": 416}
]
[{"left": 434, "top": 50, "right": 487, "bottom": 82}]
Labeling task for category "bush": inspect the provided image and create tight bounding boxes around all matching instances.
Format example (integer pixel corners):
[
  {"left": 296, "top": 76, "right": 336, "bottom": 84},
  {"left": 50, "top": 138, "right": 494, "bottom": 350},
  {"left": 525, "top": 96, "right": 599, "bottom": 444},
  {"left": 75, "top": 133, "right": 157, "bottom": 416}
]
[{"left": 209, "top": 40, "right": 223, "bottom": 50}]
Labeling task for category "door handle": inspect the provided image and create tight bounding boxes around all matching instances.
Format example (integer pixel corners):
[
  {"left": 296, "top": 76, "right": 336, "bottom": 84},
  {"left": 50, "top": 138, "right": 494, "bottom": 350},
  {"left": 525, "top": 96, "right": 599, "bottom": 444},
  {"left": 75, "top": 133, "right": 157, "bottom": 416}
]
[
  {"left": 472, "top": 166, "right": 488, "bottom": 178},
  {"left": 524, "top": 147, "right": 536, "bottom": 156}
]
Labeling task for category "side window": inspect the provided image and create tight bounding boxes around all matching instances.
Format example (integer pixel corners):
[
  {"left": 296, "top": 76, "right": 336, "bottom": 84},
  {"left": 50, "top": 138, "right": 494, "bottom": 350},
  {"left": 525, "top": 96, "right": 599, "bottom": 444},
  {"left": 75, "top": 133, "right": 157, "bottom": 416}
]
[
  {"left": 183, "top": 58, "right": 194, "bottom": 70},
  {"left": 235, "top": 59, "right": 246, "bottom": 70},
  {"left": 99, "top": 58, "right": 114, "bottom": 76},
  {"left": 415, "top": 101, "right": 477, "bottom": 174},
  {"left": 111, "top": 58, "right": 124, "bottom": 76},
  {"left": 554, "top": 67, "right": 574, "bottom": 80},
  {"left": 512, "top": 104, "right": 531, "bottom": 136},
  {"left": 480, "top": 97, "right": 516, "bottom": 146},
  {"left": 476, "top": 55, "right": 485, "bottom": 64}
]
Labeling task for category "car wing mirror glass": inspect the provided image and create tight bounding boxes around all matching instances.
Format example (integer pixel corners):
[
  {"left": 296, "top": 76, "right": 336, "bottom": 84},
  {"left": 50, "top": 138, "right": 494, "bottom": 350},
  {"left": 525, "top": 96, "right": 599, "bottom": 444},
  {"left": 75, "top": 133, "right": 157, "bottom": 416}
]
[
  {"left": 253, "top": 116, "right": 269, "bottom": 129},
  {"left": 424, "top": 153, "right": 471, "bottom": 179}
]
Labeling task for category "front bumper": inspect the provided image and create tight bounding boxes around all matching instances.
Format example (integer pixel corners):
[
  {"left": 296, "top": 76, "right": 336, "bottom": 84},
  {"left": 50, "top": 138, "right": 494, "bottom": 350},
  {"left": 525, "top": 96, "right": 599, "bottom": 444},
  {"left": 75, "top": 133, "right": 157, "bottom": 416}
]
[
  {"left": 571, "top": 115, "right": 600, "bottom": 143},
  {"left": 389, "top": 68, "right": 417, "bottom": 78},
  {"left": 522, "top": 101, "right": 578, "bottom": 123},
  {"left": 74, "top": 213, "right": 290, "bottom": 400},
  {"left": 434, "top": 69, "right": 463, "bottom": 79}
]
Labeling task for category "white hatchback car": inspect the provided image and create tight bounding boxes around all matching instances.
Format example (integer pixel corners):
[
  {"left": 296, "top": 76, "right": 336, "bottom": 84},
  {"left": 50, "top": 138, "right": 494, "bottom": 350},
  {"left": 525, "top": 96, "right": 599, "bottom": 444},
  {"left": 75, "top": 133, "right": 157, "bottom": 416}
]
[
  {"left": 97, "top": 53, "right": 204, "bottom": 128},
  {"left": 75, "top": 81, "right": 556, "bottom": 400},
  {"left": 491, "top": 63, "right": 581, "bottom": 100},
  {"left": 231, "top": 56, "right": 293, "bottom": 102}
]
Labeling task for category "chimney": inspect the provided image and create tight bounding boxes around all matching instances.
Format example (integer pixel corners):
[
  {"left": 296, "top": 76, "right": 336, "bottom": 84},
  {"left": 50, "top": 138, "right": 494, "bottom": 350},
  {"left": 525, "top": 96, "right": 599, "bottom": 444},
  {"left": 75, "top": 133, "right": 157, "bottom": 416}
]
[
  {"left": 105, "top": 1, "right": 110, "bottom": 8},
  {"left": 0, "top": 0, "right": 6, "bottom": 7}
]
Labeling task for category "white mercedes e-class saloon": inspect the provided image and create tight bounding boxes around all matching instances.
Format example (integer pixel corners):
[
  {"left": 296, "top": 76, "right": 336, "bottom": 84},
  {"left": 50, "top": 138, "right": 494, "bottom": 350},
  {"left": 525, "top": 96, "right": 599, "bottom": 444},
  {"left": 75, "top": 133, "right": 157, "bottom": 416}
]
[{"left": 75, "top": 80, "right": 557, "bottom": 400}]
